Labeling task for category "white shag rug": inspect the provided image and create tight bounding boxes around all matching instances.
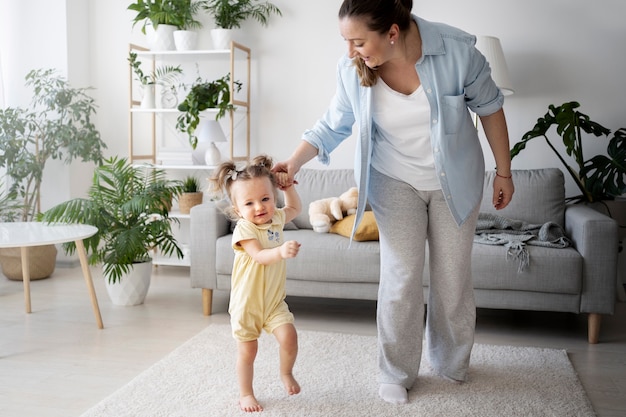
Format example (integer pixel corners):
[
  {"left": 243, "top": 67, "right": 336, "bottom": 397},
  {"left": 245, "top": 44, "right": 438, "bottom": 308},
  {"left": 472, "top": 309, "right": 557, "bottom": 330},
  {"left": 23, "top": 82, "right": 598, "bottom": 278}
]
[{"left": 80, "top": 324, "right": 595, "bottom": 417}]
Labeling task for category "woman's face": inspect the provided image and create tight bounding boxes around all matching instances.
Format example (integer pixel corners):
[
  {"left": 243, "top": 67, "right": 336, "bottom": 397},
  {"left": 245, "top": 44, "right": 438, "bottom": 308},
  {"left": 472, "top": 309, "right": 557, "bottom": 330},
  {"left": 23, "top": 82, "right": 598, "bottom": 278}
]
[{"left": 339, "top": 17, "right": 393, "bottom": 69}]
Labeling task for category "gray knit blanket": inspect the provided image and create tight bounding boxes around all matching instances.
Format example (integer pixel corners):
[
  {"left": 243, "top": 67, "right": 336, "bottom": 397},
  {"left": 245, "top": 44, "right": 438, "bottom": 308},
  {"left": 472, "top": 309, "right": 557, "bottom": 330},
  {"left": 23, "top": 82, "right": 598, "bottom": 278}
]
[{"left": 474, "top": 213, "right": 571, "bottom": 272}]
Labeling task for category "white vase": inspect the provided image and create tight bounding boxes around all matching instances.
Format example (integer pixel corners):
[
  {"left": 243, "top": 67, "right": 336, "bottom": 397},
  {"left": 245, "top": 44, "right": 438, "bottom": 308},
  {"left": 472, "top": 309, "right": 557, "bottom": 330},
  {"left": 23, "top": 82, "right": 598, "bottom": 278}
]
[
  {"left": 210, "top": 28, "right": 235, "bottom": 50},
  {"left": 141, "top": 84, "right": 155, "bottom": 109},
  {"left": 146, "top": 24, "right": 177, "bottom": 51},
  {"left": 104, "top": 261, "right": 153, "bottom": 306},
  {"left": 174, "top": 30, "right": 199, "bottom": 51}
]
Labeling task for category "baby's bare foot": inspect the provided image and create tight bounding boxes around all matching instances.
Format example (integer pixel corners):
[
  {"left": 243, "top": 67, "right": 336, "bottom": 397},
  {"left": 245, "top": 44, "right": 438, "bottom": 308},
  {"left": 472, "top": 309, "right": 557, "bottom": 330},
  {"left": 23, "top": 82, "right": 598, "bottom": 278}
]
[
  {"left": 239, "top": 394, "right": 263, "bottom": 412},
  {"left": 281, "top": 373, "right": 301, "bottom": 395}
]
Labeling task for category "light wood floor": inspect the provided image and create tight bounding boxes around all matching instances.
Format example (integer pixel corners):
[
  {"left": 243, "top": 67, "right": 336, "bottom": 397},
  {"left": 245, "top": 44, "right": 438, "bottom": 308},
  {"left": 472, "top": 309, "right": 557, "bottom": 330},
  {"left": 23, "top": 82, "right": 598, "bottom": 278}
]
[{"left": 1, "top": 265, "right": 624, "bottom": 417}]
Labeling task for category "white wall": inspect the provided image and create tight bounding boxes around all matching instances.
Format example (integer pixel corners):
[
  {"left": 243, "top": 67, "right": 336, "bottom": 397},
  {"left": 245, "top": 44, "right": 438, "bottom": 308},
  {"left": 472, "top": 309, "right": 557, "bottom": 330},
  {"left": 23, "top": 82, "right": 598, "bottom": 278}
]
[{"left": 2, "top": 0, "right": 625, "bottom": 202}]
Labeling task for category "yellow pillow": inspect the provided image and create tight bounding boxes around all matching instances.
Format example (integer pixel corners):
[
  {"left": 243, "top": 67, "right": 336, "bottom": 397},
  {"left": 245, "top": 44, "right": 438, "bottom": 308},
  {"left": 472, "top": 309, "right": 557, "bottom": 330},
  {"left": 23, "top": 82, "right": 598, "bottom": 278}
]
[{"left": 330, "top": 211, "right": 379, "bottom": 241}]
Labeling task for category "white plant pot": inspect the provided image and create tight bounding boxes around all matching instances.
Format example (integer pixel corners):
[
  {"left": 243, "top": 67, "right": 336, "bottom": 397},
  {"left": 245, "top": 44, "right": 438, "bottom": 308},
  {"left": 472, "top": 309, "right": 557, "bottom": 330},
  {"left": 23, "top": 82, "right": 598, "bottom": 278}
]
[
  {"left": 210, "top": 28, "right": 235, "bottom": 50},
  {"left": 146, "top": 24, "right": 177, "bottom": 51},
  {"left": 174, "top": 30, "right": 199, "bottom": 51},
  {"left": 104, "top": 261, "right": 153, "bottom": 306}
]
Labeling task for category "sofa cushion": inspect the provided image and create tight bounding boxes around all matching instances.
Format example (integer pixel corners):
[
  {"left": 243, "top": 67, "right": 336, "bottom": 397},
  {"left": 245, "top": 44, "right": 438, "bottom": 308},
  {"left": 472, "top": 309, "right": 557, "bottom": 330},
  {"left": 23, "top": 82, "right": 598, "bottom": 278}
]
[
  {"left": 479, "top": 168, "right": 565, "bottom": 227},
  {"left": 215, "top": 229, "right": 380, "bottom": 284},
  {"left": 422, "top": 243, "right": 582, "bottom": 294},
  {"left": 330, "top": 212, "right": 379, "bottom": 241}
]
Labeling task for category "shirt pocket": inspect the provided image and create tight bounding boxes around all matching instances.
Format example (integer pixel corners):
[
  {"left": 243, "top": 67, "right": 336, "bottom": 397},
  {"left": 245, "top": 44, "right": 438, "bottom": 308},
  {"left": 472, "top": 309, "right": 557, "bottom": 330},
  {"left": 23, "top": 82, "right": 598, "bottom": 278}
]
[{"left": 441, "top": 94, "right": 466, "bottom": 135}]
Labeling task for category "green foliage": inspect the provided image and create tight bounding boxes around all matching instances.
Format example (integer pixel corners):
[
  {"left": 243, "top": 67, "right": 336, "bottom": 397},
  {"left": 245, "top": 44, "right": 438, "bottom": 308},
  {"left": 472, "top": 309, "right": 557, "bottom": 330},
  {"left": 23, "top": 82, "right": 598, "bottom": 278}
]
[
  {"left": 128, "top": 0, "right": 207, "bottom": 32},
  {"left": 39, "top": 157, "right": 184, "bottom": 284},
  {"left": 128, "top": 51, "right": 183, "bottom": 86},
  {"left": 0, "top": 179, "right": 22, "bottom": 221},
  {"left": 511, "top": 101, "right": 626, "bottom": 202},
  {"left": 176, "top": 74, "right": 242, "bottom": 149},
  {"left": 202, "top": 0, "right": 282, "bottom": 29},
  {"left": 182, "top": 175, "right": 201, "bottom": 192},
  {"left": 0, "top": 69, "right": 107, "bottom": 221}
]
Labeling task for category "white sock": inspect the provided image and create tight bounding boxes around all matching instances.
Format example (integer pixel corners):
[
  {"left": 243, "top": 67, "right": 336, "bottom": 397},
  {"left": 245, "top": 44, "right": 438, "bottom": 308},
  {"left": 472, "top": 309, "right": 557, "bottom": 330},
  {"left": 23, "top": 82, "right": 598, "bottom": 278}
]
[{"left": 379, "top": 383, "right": 408, "bottom": 404}]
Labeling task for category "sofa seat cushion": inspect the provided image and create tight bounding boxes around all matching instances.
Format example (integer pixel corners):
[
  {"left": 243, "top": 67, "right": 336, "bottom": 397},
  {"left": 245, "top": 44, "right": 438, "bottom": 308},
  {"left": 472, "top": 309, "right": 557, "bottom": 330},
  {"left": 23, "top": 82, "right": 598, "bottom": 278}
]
[
  {"left": 422, "top": 243, "right": 582, "bottom": 294},
  {"left": 216, "top": 229, "right": 380, "bottom": 284}
]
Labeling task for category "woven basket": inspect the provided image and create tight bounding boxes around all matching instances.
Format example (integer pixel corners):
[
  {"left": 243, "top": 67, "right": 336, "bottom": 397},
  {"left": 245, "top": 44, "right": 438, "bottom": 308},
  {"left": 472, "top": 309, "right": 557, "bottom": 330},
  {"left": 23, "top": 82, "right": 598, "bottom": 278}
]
[
  {"left": 0, "top": 244, "right": 58, "bottom": 281},
  {"left": 178, "top": 192, "right": 203, "bottom": 214}
]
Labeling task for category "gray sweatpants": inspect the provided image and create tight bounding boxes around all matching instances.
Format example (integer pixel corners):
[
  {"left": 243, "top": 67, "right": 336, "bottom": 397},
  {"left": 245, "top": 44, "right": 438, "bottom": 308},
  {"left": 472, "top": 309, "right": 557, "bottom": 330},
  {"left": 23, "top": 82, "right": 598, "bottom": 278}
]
[{"left": 368, "top": 168, "right": 479, "bottom": 389}]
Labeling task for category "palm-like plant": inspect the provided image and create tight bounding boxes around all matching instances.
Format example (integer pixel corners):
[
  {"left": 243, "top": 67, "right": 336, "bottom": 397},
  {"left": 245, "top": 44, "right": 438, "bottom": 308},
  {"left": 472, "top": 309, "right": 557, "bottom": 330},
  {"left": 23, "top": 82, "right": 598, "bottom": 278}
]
[
  {"left": 128, "top": 51, "right": 183, "bottom": 86},
  {"left": 40, "top": 157, "right": 184, "bottom": 284},
  {"left": 128, "top": 0, "right": 208, "bottom": 32},
  {"left": 511, "top": 101, "right": 626, "bottom": 203},
  {"left": 203, "top": 0, "right": 282, "bottom": 29}
]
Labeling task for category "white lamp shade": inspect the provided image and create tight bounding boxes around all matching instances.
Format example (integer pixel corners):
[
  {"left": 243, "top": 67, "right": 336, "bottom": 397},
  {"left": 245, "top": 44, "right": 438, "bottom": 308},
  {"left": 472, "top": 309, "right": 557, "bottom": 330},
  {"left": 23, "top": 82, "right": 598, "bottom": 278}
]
[
  {"left": 476, "top": 36, "right": 514, "bottom": 96},
  {"left": 196, "top": 119, "right": 227, "bottom": 144}
]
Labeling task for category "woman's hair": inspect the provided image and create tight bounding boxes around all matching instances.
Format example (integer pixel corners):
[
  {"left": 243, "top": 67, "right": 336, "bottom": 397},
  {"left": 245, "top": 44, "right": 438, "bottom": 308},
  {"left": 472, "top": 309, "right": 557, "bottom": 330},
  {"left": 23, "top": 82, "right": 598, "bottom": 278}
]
[
  {"left": 338, "top": 0, "right": 414, "bottom": 87},
  {"left": 209, "top": 154, "right": 277, "bottom": 219}
]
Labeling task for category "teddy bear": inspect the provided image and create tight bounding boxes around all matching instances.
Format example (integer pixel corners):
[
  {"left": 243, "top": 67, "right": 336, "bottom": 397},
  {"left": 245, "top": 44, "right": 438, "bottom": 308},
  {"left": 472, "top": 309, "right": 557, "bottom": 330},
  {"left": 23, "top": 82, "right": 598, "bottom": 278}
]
[{"left": 308, "top": 187, "right": 358, "bottom": 233}]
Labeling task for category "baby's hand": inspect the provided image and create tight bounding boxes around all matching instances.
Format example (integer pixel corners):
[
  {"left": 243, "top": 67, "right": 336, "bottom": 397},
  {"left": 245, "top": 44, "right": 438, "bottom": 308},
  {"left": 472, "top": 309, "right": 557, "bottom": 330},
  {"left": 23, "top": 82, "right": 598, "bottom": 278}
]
[
  {"left": 280, "top": 240, "right": 301, "bottom": 259},
  {"left": 275, "top": 172, "right": 297, "bottom": 190}
]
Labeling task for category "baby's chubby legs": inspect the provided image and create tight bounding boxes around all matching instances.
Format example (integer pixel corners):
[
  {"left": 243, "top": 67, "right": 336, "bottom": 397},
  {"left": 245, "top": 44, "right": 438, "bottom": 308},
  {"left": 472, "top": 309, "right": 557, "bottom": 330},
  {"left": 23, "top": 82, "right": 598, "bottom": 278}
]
[
  {"left": 236, "top": 340, "right": 262, "bottom": 412},
  {"left": 273, "top": 323, "right": 301, "bottom": 396}
]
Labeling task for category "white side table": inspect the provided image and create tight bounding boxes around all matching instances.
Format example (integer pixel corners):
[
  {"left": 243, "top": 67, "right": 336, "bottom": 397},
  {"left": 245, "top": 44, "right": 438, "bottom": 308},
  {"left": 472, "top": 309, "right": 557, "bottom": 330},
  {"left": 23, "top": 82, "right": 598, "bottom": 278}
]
[{"left": 0, "top": 222, "right": 104, "bottom": 329}]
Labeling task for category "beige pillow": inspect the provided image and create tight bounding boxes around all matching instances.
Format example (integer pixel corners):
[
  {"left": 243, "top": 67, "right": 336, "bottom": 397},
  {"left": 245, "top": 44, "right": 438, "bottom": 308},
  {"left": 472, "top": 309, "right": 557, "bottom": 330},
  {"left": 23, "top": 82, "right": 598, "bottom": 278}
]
[{"left": 330, "top": 211, "right": 379, "bottom": 241}]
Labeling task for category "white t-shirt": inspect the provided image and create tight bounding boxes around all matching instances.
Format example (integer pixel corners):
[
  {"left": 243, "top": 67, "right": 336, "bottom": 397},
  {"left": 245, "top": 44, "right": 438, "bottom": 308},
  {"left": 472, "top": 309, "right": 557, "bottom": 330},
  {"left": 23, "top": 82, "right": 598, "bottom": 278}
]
[{"left": 371, "top": 78, "right": 440, "bottom": 191}]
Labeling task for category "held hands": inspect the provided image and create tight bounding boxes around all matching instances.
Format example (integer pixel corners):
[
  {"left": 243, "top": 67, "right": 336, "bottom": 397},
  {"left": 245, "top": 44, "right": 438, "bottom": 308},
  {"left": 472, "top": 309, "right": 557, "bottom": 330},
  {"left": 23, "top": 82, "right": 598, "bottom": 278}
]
[
  {"left": 272, "top": 163, "right": 298, "bottom": 190},
  {"left": 280, "top": 240, "right": 301, "bottom": 259},
  {"left": 493, "top": 176, "right": 514, "bottom": 210}
]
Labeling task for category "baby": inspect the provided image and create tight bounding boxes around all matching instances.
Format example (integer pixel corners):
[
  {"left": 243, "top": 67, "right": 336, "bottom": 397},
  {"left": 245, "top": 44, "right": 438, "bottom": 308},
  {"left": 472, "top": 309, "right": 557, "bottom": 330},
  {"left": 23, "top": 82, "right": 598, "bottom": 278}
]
[{"left": 209, "top": 154, "right": 302, "bottom": 412}]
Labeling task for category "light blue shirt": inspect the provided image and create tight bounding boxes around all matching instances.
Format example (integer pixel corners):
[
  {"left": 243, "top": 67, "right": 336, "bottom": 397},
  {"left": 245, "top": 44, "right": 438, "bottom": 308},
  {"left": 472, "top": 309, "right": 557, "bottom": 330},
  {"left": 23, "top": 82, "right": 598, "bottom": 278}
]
[{"left": 302, "top": 16, "right": 504, "bottom": 229}]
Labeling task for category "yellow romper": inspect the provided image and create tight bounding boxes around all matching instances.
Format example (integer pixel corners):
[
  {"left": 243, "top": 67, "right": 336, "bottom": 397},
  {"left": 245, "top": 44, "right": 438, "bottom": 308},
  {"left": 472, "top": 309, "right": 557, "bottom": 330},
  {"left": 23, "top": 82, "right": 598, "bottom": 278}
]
[{"left": 229, "top": 209, "right": 294, "bottom": 341}]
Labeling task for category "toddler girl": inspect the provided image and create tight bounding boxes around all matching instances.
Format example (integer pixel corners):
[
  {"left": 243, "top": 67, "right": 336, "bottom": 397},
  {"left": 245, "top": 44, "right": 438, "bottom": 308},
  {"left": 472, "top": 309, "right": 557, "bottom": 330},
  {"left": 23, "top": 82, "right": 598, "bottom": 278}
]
[{"left": 209, "top": 154, "right": 302, "bottom": 412}]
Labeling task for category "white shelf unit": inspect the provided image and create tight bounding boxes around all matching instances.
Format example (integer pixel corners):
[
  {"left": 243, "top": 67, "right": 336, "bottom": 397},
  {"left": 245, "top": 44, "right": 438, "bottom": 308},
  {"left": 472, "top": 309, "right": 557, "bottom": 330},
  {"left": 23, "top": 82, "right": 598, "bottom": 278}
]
[
  {"left": 128, "top": 43, "right": 251, "bottom": 267},
  {"left": 128, "top": 42, "right": 251, "bottom": 165}
]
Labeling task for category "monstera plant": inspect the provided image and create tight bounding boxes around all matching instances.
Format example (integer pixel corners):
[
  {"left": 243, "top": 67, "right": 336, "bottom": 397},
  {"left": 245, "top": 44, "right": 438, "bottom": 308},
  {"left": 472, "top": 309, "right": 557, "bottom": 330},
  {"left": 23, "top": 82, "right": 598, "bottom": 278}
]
[{"left": 511, "top": 101, "right": 625, "bottom": 203}]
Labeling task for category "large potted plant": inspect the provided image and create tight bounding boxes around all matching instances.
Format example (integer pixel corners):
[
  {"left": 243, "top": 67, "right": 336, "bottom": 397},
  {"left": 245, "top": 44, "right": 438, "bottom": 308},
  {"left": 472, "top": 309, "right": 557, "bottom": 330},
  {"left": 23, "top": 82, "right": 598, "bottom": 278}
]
[
  {"left": 511, "top": 101, "right": 626, "bottom": 204},
  {"left": 39, "top": 157, "right": 184, "bottom": 305},
  {"left": 176, "top": 74, "right": 242, "bottom": 149},
  {"left": 202, "top": 0, "right": 282, "bottom": 49},
  {"left": 0, "top": 68, "right": 106, "bottom": 280}
]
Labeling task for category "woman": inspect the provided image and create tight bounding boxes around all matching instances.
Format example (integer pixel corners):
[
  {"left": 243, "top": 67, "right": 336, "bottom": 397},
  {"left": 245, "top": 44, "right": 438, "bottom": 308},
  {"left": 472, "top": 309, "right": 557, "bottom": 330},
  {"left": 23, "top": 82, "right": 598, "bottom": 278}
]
[{"left": 273, "top": 0, "right": 514, "bottom": 404}]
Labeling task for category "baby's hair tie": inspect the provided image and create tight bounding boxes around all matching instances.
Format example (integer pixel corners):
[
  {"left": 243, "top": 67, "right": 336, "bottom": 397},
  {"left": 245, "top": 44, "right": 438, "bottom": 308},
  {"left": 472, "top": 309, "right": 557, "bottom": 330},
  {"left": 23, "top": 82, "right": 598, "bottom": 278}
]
[{"left": 227, "top": 169, "right": 239, "bottom": 181}]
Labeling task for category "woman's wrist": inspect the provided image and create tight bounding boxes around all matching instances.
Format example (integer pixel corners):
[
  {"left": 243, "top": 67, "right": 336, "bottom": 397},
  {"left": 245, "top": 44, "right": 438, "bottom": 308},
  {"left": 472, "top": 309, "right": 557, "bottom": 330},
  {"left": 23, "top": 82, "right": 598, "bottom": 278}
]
[{"left": 495, "top": 171, "right": 512, "bottom": 179}]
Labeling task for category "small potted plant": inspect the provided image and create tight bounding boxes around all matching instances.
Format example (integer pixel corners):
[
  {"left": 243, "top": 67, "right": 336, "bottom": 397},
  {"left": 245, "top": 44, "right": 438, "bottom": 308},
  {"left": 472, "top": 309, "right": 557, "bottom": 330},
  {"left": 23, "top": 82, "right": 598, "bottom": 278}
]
[
  {"left": 171, "top": 0, "right": 208, "bottom": 50},
  {"left": 511, "top": 101, "right": 626, "bottom": 204},
  {"left": 128, "top": 0, "right": 204, "bottom": 50},
  {"left": 178, "top": 175, "right": 204, "bottom": 214},
  {"left": 128, "top": 51, "right": 183, "bottom": 108},
  {"left": 0, "top": 68, "right": 107, "bottom": 280},
  {"left": 202, "top": 0, "right": 282, "bottom": 49},
  {"left": 39, "top": 157, "right": 184, "bottom": 305},
  {"left": 176, "top": 74, "right": 242, "bottom": 149}
]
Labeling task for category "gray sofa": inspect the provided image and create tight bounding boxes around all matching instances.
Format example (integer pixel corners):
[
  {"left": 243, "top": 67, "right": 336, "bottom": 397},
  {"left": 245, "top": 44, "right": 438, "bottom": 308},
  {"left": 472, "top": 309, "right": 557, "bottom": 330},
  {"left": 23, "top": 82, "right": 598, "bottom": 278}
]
[{"left": 190, "top": 168, "right": 618, "bottom": 343}]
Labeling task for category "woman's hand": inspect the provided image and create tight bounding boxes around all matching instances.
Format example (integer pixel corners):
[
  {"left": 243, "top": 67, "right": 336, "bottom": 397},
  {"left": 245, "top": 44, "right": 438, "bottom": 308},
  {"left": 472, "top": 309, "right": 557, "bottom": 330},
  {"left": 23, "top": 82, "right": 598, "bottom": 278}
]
[{"left": 493, "top": 176, "right": 514, "bottom": 210}]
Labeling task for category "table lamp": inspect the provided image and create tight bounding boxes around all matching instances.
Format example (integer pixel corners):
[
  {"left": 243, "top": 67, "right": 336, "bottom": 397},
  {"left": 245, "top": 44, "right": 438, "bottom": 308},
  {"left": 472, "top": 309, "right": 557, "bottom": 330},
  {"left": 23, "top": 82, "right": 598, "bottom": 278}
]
[
  {"left": 195, "top": 119, "right": 227, "bottom": 166},
  {"left": 475, "top": 36, "right": 514, "bottom": 96}
]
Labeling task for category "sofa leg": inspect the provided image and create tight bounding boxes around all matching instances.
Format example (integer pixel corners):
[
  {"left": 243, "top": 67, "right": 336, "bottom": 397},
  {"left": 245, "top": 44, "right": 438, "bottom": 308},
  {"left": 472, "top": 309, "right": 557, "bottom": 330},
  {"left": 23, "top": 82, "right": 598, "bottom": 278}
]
[
  {"left": 202, "top": 288, "right": 213, "bottom": 316},
  {"left": 588, "top": 313, "right": 601, "bottom": 344}
]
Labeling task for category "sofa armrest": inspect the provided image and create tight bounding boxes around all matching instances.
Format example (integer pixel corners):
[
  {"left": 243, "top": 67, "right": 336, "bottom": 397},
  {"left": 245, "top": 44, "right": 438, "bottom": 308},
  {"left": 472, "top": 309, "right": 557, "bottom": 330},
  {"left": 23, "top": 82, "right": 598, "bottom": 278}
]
[
  {"left": 565, "top": 204, "right": 618, "bottom": 314},
  {"left": 190, "top": 202, "right": 231, "bottom": 290}
]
